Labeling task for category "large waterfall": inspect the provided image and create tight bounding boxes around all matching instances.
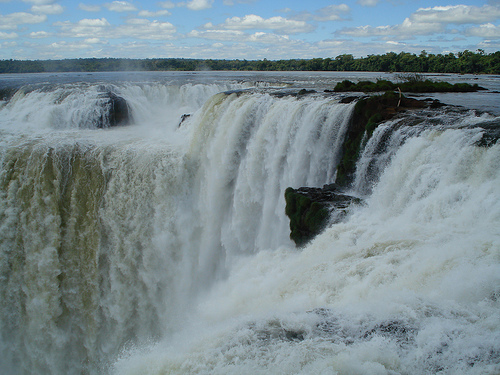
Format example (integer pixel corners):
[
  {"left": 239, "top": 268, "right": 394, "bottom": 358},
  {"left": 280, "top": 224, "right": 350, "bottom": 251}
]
[{"left": 0, "top": 72, "right": 499, "bottom": 375}]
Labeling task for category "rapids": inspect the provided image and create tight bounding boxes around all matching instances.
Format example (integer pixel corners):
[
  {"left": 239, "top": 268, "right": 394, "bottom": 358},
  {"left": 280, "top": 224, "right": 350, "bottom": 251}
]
[{"left": 0, "top": 72, "right": 499, "bottom": 375}]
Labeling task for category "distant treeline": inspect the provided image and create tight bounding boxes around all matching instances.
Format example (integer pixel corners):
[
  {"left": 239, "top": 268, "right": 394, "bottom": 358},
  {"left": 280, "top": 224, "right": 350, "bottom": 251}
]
[{"left": 1, "top": 50, "right": 499, "bottom": 74}]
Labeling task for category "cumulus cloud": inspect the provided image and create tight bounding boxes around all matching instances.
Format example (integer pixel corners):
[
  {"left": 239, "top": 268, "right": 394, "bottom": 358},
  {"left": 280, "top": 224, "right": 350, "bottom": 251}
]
[
  {"left": 189, "top": 29, "right": 293, "bottom": 45},
  {"left": 338, "top": 4, "right": 500, "bottom": 41},
  {"left": 357, "top": 0, "right": 378, "bottom": 6},
  {"left": 467, "top": 23, "right": 500, "bottom": 38},
  {"left": 339, "top": 19, "right": 443, "bottom": 39},
  {"left": 22, "top": 0, "right": 55, "bottom": 4},
  {"left": 0, "top": 12, "right": 47, "bottom": 30},
  {"left": 410, "top": 4, "right": 500, "bottom": 25},
  {"left": 138, "top": 10, "right": 171, "bottom": 17},
  {"left": 79, "top": 3, "right": 101, "bottom": 12},
  {"left": 189, "top": 29, "right": 246, "bottom": 41},
  {"left": 31, "top": 4, "right": 64, "bottom": 14},
  {"left": 48, "top": 40, "right": 98, "bottom": 51},
  {"left": 55, "top": 18, "right": 111, "bottom": 38},
  {"left": 117, "top": 18, "right": 176, "bottom": 39},
  {"left": 223, "top": 0, "right": 256, "bottom": 5},
  {"left": 0, "top": 31, "right": 18, "bottom": 39},
  {"left": 29, "top": 30, "right": 51, "bottom": 38},
  {"left": 84, "top": 37, "right": 105, "bottom": 44},
  {"left": 55, "top": 17, "right": 176, "bottom": 40},
  {"left": 314, "top": 4, "right": 350, "bottom": 21},
  {"left": 288, "top": 4, "right": 350, "bottom": 22},
  {"left": 158, "top": 1, "right": 176, "bottom": 9},
  {"left": 185, "top": 0, "right": 213, "bottom": 11},
  {"left": 203, "top": 14, "right": 314, "bottom": 34},
  {"left": 104, "top": 1, "right": 137, "bottom": 12}
]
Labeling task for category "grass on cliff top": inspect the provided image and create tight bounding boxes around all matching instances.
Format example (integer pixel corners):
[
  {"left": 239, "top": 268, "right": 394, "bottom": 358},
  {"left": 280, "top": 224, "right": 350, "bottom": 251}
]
[{"left": 333, "top": 77, "right": 485, "bottom": 93}]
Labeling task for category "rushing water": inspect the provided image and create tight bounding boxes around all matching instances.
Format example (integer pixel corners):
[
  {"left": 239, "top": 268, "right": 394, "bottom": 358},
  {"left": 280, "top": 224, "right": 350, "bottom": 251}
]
[{"left": 0, "top": 72, "right": 499, "bottom": 375}]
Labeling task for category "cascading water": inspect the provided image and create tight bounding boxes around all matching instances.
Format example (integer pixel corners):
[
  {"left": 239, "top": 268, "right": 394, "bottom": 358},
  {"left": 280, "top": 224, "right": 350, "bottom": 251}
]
[{"left": 0, "top": 72, "right": 498, "bottom": 375}]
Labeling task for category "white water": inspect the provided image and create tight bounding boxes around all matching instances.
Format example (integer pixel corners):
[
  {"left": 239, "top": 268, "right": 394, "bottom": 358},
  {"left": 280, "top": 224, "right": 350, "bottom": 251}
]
[{"left": 0, "top": 75, "right": 499, "bottom": 375}]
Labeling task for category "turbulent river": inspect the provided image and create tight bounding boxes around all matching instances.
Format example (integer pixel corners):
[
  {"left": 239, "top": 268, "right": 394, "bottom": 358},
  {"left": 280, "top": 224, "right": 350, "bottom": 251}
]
[{"left": 0, "top": 71, "right": 499, "bottom": 375}]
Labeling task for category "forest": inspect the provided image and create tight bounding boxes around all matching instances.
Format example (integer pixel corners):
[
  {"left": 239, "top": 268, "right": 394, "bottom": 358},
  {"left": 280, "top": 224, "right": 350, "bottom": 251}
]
[{"left": 0, "top": 50, "right": 499, "bottom": 74}]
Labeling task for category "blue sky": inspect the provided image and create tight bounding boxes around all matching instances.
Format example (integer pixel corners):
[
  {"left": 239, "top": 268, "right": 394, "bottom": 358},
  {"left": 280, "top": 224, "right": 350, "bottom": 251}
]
[{"left": 0, "top": 0, "right": 499, "bottom": 60}]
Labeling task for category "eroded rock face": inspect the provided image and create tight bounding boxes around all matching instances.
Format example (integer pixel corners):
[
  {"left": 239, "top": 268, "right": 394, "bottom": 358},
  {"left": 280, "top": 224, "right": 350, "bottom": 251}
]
[
  {"left": 98, "top": 92, "right": 130, "bottom": 128},
  {"left": 285, "top": 184, "right": 362, "bottom": 247},
  {"left": 335, "top": 92, "right": 436, "bottom": 187}
]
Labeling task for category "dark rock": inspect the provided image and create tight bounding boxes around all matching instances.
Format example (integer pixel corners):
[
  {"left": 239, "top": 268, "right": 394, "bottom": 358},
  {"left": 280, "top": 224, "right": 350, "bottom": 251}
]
[
  {"left": 0, "top": 87, "right": 17, "bottom": 101},
  {"left": 98, "top": 92, "right": 130, "bottom": 128},
  {"left": 297, "top": 88, "right": 316, "bottom": 96},
  {"left": 339, "top": 96, "right": 359, "bottom": 104},
  {"left": 178, "top": 113, "right": 191, "bottom": 127},
  {"left": 429, "top": 99, "right": 446, "bottom": 109},
  {"left": 335, "top": 92, "right": 431, "bottom": 187},
  {"left": 285, "top": 185, "right": 361, "bottom": 247},
  {"left": 474, "top": 118, "right": 500, "bottom": 147}
]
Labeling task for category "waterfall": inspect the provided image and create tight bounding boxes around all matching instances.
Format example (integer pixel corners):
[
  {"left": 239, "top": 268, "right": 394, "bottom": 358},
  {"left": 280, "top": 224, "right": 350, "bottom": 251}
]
[
  {"left": 0, "top": 75, "right": 498, "bottom": 375},
  {"left": 0, "top": 83, "right": 354, "bottom": 374},
  {"left": 114, "top": 121, "right": 500, "bottom": 375}
]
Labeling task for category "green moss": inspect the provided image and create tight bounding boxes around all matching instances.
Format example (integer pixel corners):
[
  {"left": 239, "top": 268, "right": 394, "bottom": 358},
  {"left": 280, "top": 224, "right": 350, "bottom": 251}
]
[
  {"left": 336, "top": 92, "right": 402, "bottom": 187},
  {"left": 284, "top": 187, "right": 329, "bottom": 247}
]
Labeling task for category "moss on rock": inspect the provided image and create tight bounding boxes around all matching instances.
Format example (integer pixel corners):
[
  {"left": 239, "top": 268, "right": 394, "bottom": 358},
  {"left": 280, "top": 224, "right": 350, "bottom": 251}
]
[
  {"left": 336, "top": 91, "right": 429, "bottom": 187},
  {"left": 285, "top": 187, "right": 329, "bottom": 247}
]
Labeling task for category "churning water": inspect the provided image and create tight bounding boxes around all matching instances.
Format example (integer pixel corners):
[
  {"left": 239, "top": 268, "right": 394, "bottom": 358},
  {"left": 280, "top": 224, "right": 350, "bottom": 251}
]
[{"left": 0, "top": 72, "right": 499, "bottom": 374}]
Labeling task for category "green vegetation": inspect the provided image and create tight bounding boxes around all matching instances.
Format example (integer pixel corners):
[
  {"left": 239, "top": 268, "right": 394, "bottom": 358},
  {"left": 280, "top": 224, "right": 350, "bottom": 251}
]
[
  {"left": 335, "top": 91, "right": 428, "bottom": 187},
  {"left": 0, "top": 50, "right": 499, "bottom": 74},
  {"left": 334, "top": 78, "right": 485, "bottom": 93},
  {"left": 284, "top": 187, "right": 329, "bottom": 247}
]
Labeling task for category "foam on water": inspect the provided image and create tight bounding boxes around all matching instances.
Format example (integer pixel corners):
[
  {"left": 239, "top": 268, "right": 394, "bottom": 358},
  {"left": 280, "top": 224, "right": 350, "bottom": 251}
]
[{"left": 113, "top": 126, "right": 500, "bottom": 375}]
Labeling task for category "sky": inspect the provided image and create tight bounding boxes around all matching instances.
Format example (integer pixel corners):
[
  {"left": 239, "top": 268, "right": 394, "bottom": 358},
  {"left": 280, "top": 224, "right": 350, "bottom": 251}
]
[{"left": 0, "top": 0, "right": 499, "bottom": 60}]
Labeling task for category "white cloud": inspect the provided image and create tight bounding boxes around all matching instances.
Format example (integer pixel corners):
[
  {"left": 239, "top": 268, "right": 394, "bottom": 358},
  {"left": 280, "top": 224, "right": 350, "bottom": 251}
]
[
  {"left": 48, "top": 40, "right": 96, "bottom": 51},
  {"left": 189, "top": 28, "right": 294, "bottom": 46},
  {"left": 159, "top": 1, "right": 176, "bottom": 9},
  {"left": 79, "top": 3, "right": 101, "bottom": 12},
  {"left": 337, "top": 4, "right": 500, "bottom": 41},
  {"left": 104, "top": 1, "right": 137, "bottom": 12},
  {"left": 357, "top": 0, "right": 378, "bottom": 7},
  {"left": 56, "top": 18, "right": 111, "bottom": 38},
  {"left": 205, "top": 14, "right": 314, "bottom": 34},
  {"left": 29, "top": 30, "right": 51, "bottom": 38},
  {"left": 410, "top": 5, "right": 500, "bottom": 25},
  {"left": 0, "top": 12, "right": 47, "bottom": 30},
  {"left": 1, "top": 41, "right": 17, "bottom": 49},
  {"left": 467, "top": 23, "right": 500, "bottom": 38},
  {"left": 248, "top": 31, "right": 291, "bottom": 44},
  {"left": 186, "top": 0, "right": 213, "bottom": 11},
  {"left": 138, "top": 10, "right": 171, "bottom": 17},
  {"left": 0, "top": 31, "right": 18, "bottom": 39},
  {"left": 22, "top": 0, "right": 55, "bottom": 5},
  {"left": 55, "top": 17, "right": 176, "bottom": 40},
  {"left": 314, "top": 4, "right": 350, "bottom": 21},
  {"left": 339, "top": 19, "right": 444, "bottom": 39},
  {"left": 84, "top": 37, "right": 105, "bottom": 44},
  {"left": 116, "top": 18, "right": 176, "bottom": 39},
  {"left": 31, "top": 4, "right": 64, "bottom": 14},
  {"left": 189, "top": 29, "right": 246, "bottom": 41},
  {"left": 223, "top": 0, "right": 256, "bottom": 5}
]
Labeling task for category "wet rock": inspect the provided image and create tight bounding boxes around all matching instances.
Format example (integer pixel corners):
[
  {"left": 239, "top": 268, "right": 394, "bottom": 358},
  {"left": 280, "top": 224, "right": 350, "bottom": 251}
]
[
  {"left": 178, "top": 113, "right": 191, "bottom": 127},
  {"left": 339, "top": 95, "right": 359, "bottom": 104},
  {"left": 285, "top": 184, "right": 362, "bottom": 247},
  {"left": 98, "top": 92, "right": 130, "bottom": 128},
  {"left": 297, "top": 88, "right": 316, "bottom": 96},
  {"left": 336, "top": 92, "right": 431, "bottom": 187}
]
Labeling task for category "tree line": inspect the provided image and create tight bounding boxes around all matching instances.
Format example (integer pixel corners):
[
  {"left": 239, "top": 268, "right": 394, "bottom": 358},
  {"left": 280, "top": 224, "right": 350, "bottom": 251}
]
[{"left": 1, "top": 50, "right": 499, "bottom": 74}]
